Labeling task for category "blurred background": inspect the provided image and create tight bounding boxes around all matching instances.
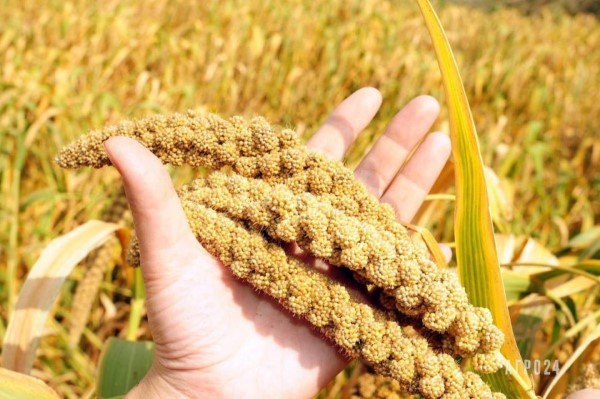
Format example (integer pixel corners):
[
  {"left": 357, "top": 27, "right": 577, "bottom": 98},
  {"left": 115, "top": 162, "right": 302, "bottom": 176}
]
[
  {"left": 450, "top": 0, "right": 600, "bottom": 14},
  {"left": 0, "top": 0, "right": 598, "bottom": 397}
]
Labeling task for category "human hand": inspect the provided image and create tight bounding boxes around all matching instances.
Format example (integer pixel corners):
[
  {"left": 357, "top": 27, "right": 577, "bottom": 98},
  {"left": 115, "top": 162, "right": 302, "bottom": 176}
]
[
  {"left": 109, "top": 88, "right": 450, "bottom": 399},
  {"left": 567, "top": 389, "right": 600, "bottom": 399}
]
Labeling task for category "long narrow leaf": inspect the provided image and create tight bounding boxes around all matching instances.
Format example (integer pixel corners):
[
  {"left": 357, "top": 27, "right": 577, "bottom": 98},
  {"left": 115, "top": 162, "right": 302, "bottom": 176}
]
[
  {"left": 413, "top": 1, "right": 534, "bottom": 397},
  {"left": 2, "top": 221, "right": 121, "bottom": 373},
  {"left": 0, "top": 367, "right": 60, "bottom": 399},
  {"left": 542, "top": 322, "right": 600, "bottom": 398},
  {"left": 97, "top": 338, "right": 154, "bottom": 399}
]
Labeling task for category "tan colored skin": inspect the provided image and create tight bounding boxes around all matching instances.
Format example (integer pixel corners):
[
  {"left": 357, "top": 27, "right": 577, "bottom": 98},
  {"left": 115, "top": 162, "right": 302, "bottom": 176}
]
[{"left": 566, "top": 389, "right": 600, "bottom": 399}]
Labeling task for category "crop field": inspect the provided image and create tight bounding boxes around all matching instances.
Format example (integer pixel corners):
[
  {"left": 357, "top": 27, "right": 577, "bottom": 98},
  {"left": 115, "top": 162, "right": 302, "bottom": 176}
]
[{"left": 0, "top": 0, "right": 599, "bottom": 397}]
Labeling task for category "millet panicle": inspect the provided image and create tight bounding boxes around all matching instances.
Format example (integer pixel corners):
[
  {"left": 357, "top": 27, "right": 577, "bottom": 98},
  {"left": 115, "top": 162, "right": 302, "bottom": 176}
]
[
  {"left": 126, "top": 199, "right": 503, "bottom": 399},
  {"left": 175, "top": 170, "right": 503, "bottom": 367},
  {"left": 57, "top": 111, "right": 507, "bottom": 397}
]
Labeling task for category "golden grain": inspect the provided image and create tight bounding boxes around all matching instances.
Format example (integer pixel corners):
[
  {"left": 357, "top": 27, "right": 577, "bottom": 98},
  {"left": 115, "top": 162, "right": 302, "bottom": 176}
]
[
  {"left": 57, "top": 113, "right": 503, "bottom": 365},
  {"left": 58, "top": 112, "right": 507, "bottom": 397},
  {"left": 127, "top": 201, "right": 501, "bottom": 399}
]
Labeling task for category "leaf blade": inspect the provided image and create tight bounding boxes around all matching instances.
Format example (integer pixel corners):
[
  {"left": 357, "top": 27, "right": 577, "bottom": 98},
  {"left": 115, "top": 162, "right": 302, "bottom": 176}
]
[
  {"left": 1, "top": 221, "right": 121, "bottom": 374},
  {"left": 0, "top": 367, "right": 60, "bottom": 399},
  {"left": 412, "top": 1, "right": 534, "bottom": 396},
  {"left": 97, "top": 338, "right": 154, "bottom": 399}
]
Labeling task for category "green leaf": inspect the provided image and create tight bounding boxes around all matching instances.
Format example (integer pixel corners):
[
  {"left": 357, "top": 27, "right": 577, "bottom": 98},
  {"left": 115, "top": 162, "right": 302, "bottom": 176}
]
[
  {"left": 126, "top": 268, "right": 146, "bottom": 341},
  {"left": 97, "top": 338, "right": 155, "bottom": 399},
  {"left": 413, "top": 1, "right": 535, "bottom": 397},
  {"left": 501, "top": 270, "right": 534, "bottom": 303},
  {"left": 510, "top": 297, "right": 553, "bottom": 361},
  {"left": 0, "top": 367, "right": 60, "bottom": 399}
]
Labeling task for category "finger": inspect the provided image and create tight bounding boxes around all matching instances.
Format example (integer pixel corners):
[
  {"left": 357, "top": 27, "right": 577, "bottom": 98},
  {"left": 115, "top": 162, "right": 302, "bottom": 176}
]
[
  {"left": 566, "top": 389, "right": 600, "bottom": 399},
  {"left": 440, "top": 244, "right": 453, "bottom": 263},
  {"left": 306, "top": 87, "right": 382, "bottom": 160},
  {"left": 381, "top": 132, "right": 451, "bottom": 222},
  {"left": 104, "top": 137, "right": 200, "bottom": 266},
  {"left": 354, "top": 95, "right": 440, "bottom": 197}
]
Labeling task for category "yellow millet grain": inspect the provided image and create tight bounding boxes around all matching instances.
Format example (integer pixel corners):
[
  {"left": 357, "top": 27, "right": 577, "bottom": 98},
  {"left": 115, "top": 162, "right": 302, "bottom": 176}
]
[
  {"left": 57, "top": 112, "right": 506, "bottom": 396},
  {"left": 177, "top": 170, "right": 503, "bottom": 367},
  {"left": 124, "top": 199, "right": 503, "bottom": 399},
  {"left": 464, "top": 372, "right": 507, "bottom": 399},
  {"left": 56, "top": 111, "right": 300, "bottom": 170},
  {"left": 55, "top": 111, "right": 413, "bottom": 232},
  {"left": 351, "top": 368, "right": 507, "bottom": 399},
  {"left": 350, "top": 373, "right": 402, "bottom": 399}
]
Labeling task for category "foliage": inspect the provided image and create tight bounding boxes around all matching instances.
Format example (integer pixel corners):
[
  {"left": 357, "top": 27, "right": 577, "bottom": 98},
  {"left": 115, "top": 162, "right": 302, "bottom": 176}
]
[{"left": 97, "top": 338, "right": 154, "bottom": 399}]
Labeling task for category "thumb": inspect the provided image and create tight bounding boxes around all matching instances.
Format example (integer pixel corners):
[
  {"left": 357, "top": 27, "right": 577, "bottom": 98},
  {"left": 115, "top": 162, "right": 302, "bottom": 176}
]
[{"left": 104, "top": 136, "right": 199, "bottom": 272}]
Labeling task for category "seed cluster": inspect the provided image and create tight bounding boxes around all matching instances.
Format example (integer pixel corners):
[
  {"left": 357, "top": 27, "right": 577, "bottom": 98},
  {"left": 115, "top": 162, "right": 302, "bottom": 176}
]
[
  {"left": 128, "top": 200, "right": 502, "bottom": 399},
  {"left": 350, "top": 371, "right": 506, "bottom": 399},
  {"left": 176, "top": 171, "right": 504, "bottom": 368},
  {"left": 58, "top": 111, "right": 507, "bottom": 398},
  {"left": 56, "top": 111, "right": 301, "bottom": 170}
]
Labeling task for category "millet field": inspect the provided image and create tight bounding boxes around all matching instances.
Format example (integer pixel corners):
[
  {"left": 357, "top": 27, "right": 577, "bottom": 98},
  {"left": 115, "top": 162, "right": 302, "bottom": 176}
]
[{"left": 0, "top": 0, "right": 598, "bottom": 398}]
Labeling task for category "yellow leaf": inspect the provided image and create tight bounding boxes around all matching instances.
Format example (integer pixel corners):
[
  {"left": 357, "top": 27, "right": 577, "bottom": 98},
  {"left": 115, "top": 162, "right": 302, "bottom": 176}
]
[
  {"left": 542, "top": 322, "right": 600, "bottom": 398},
  {"left": 1, "top": 221, "right": 121, "bottom": 374},
  {"left": 514, "top": 237, "right": 559, "bottom": 274},
  {"left": 484, "top": 166, "right": 513, "bottom": 232},
  {"left": 413, "top": 1, "right": 534, "bottom": 396},
  {"left": 0, "top": 367, "right": 60, "bottom": 399},
  {"left": 405, "top": 223, "right": 449, "bottom": 267},
  {"left": 548, "top": 276, "right": 596, "bottom": 298},
  {"left": 495, "top": 234, "right": 519, "bottom": 264}
]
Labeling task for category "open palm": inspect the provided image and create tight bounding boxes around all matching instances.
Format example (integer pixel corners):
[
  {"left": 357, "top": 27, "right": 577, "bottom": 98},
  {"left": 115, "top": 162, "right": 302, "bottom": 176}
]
[{"left": 110, "top": 88, "right": 450, "bottom": 399}]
